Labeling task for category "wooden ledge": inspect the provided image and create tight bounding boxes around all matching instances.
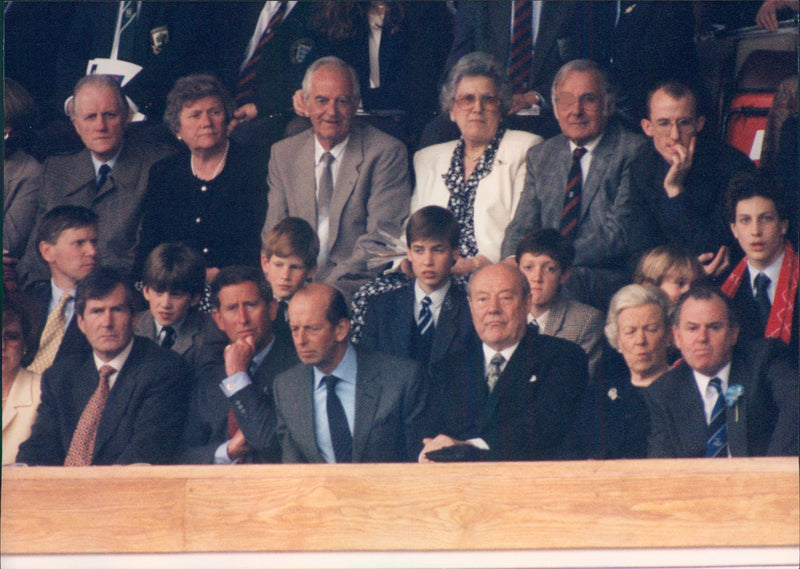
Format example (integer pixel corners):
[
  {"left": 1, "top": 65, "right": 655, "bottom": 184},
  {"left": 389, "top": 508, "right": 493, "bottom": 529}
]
[{"left": 2, "top": 458, "right": 798, "bottom": 554}]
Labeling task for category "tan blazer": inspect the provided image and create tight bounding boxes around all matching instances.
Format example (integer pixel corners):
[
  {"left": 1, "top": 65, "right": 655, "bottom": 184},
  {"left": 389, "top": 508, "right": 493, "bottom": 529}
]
[{"left": 3, "top": 368, "right": 42, "bottom": 464}]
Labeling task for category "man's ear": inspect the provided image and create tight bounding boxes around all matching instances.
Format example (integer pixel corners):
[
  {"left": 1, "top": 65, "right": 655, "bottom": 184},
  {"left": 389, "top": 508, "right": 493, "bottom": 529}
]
[
  {"left": 39, "top": 241, "right": 54, "bottom": 264},
  {"left": 641, "top": 118, "right": 654, "bottom": 137},
  {"left": 305, "top": 265, "right": 317, "bottom": 281},
  {"left": 559, "top": 268, "right": 570, "bottom": 287},
  {"left": 334, "top": 318, "right": 351, "bottom": 342},
  {"left": 695, "top": 115, "right": 706, "bottom": 134}
]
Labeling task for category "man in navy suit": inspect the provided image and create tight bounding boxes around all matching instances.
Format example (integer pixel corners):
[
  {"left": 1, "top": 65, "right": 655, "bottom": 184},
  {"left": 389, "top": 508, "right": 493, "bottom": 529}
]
[
  {"left": 17, "top": 267, "right": 192, "bottom": 465},
  {"left": 180, "top": 266, "right": 298, "bottom": 464},
  {"left": 646, "top": 286, "right": 798, "bottom": 458},
  {"left": 274, "top": 283, "right": 427, "bottom": 463},
  {"left": 357, "top": 207, "right": 478, "bottom": 435},
  {"left": 420, "top": 263, "right": 589, "bottom": 462}
]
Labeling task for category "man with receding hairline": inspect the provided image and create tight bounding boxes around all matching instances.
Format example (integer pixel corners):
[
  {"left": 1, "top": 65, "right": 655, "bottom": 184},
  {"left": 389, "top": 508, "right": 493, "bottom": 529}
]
[
  {"left": 273, "top": 283, "right": 427, "bottom": 463},
  {"left": 17, "top": 74, "right": 173, "bottom": 289}
]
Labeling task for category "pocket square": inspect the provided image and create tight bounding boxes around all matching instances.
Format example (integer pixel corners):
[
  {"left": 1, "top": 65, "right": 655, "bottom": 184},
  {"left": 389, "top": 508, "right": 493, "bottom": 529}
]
[{"left": 529, "top": 374, "right": 537, "bottom": 383}]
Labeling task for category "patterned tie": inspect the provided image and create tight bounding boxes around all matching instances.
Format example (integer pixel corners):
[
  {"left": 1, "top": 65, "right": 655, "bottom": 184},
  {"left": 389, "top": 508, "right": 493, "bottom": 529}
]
[
  {"left": 754, "top": 273, "right": 772, "bottom": 330},
  {"left": 28, "top": 292, "right": 72, "bottom": 373},
  {"left": 64, "top": 364, "right": 115, "bottom": 466},
  {"left": 486, "top": 353, "right": 506, "bottom": 392},
  {"left": 236, "top": 1, "right": 288, "bottom": 104},
  {"left": 706, "top": 378, "right": 728, "bottom": 458},
  {"left": 160, "top": 326, "right": 176, "bottom": 349},
  {"left": 418, "top": 296, "right": 433, "bottom": 336},
  {"left": 96, "top": 164, "right": 111, "bottom": 189},
  {"left": 323, "top": 375, "right": 353, "bottom": 463},
  {"left": 559, "top": 147, "right": 587, "bottom": 239},
  {"left": 509, "top": 0, "right": 533, "bottom": 94},
  {"left": 317, "top": 152, "right": 335, "bottom": 218}
]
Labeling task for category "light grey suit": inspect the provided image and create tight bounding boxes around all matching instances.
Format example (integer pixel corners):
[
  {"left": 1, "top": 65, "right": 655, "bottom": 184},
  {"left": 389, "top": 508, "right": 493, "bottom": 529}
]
[
  {"left": 501, "top": 120, "right": 646, "bottom": 308},
  {"left": 3, "top": 148, "right": 42, "bottom": 259},
  {"left": 263, "top": 120, "right": 410, "bottom": 295},
  {"left": 273, "top": 347, "right": 427, "bottom": 463},
  {"left": 18, "top": 139, "right": 174, "bottom": 288},
  {"left": 541, "top": 296, "right": 604, "bottom": 381}
]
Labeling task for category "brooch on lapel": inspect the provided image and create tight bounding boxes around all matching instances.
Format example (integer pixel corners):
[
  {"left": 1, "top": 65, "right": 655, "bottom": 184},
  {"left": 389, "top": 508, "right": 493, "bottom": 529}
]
[{"left": 607, "top": 387, "right": 618, "bottom": 401}]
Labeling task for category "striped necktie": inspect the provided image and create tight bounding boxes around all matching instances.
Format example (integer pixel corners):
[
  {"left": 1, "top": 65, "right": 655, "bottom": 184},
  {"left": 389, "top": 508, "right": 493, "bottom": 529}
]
[
  {"left": 706, "top": 378, "right": 728, "bottom": 458},
  {"left": 559, "top": 147, "right": 587, "bottom": 238},
  {"left": 418, "top": 296, "right": 433, "bottom": 336},
  {"left": 509, "top": 0, "right": 533, "bottom": 94},
  {"left": 236, "top": 1, "right": 288, "bottom": 105}
]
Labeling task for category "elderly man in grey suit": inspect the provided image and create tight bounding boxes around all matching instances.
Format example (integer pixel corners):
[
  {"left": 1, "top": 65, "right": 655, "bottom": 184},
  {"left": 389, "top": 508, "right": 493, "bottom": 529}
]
[
  {"left": 17, "top": 74, "right": 173, "bottom": 289},
  {"left": 274, "top": 283, "right": 427, "bottom": 463},
  {"left": 501, "top": 59, "right": 647, "bottom": 310},
  {"left": 262, "top": 56, "right": 411, "bottom": 300}
]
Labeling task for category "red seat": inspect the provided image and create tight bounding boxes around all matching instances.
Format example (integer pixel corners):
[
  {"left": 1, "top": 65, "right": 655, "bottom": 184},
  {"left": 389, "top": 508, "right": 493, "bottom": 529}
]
[{"left": 723, "top": 92, "right": 774, "bottom": 166}]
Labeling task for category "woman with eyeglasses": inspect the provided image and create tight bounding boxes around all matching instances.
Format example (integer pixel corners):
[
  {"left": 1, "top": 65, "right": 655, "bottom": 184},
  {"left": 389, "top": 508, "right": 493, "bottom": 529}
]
[
  {"left": 2, "top": 298, "right": 41, "bottom": 464},
  {"left": 411, "top": 52, "right": 542, "bottom": 275}
]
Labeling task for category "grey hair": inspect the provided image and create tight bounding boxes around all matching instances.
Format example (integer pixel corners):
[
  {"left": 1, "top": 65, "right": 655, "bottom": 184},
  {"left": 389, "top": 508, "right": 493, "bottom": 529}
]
[
  {"left": 467, "top": 263, "right": 531, "bottom": 299},
  {"left": 550, "top": 58, "right": 615, "bottom": 112},
  {"left": 301, "top": 56, "right": 361, "bottom": 104},
  {"left": 163, "top": 74, "right": 235, "bottom": 135},
  {"left": 439, "top": 51, "right": 513, "bottom": 115},
  {"left": 71, "top": 74, "right": 130, "bottom": 120},
  {"left": 604, "top": 284, "right": 671, "bottom": 351}
]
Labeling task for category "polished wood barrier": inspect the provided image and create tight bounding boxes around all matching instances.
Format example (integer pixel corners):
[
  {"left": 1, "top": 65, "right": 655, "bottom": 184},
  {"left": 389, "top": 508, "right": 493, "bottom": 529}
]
[{"left": 2, "top": 458, "right": 798, "bottom": 554}]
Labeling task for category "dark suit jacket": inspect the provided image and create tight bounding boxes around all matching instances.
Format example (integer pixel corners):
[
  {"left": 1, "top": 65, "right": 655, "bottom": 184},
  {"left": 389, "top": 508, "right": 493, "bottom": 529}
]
[
  {"left": 441, "top": 330, "right": 589, "bottom": 461},
  {"left": 501, "top": 120, "right": 647, "bottom": 308},
  {"left": 180, "top": 334, "right": 299, "bottom": 464},
  {"left": 446, "top": 1, "right": 578, "bottom": 101},
  {"left": 645, "top": 339, "right": 799, "bottom": 458},
  {"left": 16, "top": 336, "right": 192, "bottom": 465},
  {"left": 630, "top": 135, "right": 754, "bottom": 259},
  {"left": 24, "top": 280, "right": 91, "bottom": 367},
  {"left": 264, "top": 121, "right": 410, "bottom": 291},
  {"left": 133, "top": 308, "right": 212, "bottom": 377},
  {"left": 729, "top": 267, "right": 799, "bottom": 362},
  {"left": 356, "top": 280, "right": 478, "bottom": 438},
  {"left": 56, "top": 2, "right": 216, "bottom": 120},
  {"left": 273, "top": 348, "right": 427, "bottom": 463},
  {"left": 18, "top": 139, "right": 174, "bottom": 288}
]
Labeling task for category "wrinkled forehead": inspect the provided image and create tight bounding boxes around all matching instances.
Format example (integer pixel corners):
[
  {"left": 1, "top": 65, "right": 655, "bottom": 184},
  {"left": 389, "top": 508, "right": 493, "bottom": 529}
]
[
  {"left": 74, "top": 84, "right": 126, "bottom": 115},
  {"left": 556, "top": 69, "right": 603, "bottom": 96}
]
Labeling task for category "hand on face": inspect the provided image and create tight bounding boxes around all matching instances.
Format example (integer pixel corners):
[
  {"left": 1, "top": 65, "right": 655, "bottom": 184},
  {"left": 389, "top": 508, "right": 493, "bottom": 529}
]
[
  {"left": 224, "top": 335, "right": 255, "bottom": 376},
  {"left": 663, "top": 135, "right": 696, "bottom": 198}
]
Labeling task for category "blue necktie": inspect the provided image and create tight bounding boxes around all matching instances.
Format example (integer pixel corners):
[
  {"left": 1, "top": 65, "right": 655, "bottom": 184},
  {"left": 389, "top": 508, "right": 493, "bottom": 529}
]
[
  {"left": 97, "top": 164, "right": 111, "bottom": 189},
  {"left": 323, "top": 375, "right": 352, "bottom": 463},
  {"left": 559, "top": 147, "right": 587, "bottom": 238},
  {"left": 754, "top": 272, "right": 772, "bottom": 330},
  {"left": 418, "top": 296, "right": 433, "bottom": 336},
  {"left": 706, "top": 378, "right": 728, "bottom": 458}
]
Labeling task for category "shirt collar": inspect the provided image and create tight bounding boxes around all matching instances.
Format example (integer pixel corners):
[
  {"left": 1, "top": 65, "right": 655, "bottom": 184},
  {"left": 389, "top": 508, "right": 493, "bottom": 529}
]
[
  {"left": 747, "top": 249, "right": 785, "bottom": 289},
  {"left": 90, "top": 144, "right": 123, "bottom": 177},
  {"left": 569, "top": 133, "right": 603, "bottom": 155},
  {"left": 482, "top": 340, "right": 521, "bottom": 371},
  {"left": 692, "top": 361, "right": 732, "bottom": 394},
  {"left": 314, "top": 342, "right": 357, "bottom": 389},
  {"left": 154, "top": 316, "right": 186, "bottom": 338},
  {"left": 414, "top": 279, "right": 451, "bottom": 308},
  {"left": 252, "top": 336, "right": 276, "bottom": 371},
  {"left": 315, "top": 136, "right": 349, "bottom": 165},
  {"left": 92, "top": 337, "right": 135, "bottom": 377},
  {"left": 50, "top": 280, "right": 74, "bottom": 306}
]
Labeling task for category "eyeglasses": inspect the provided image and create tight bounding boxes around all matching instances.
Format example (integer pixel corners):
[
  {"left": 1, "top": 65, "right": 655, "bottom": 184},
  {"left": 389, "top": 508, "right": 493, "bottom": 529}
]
[
  {"left": 650, "top": 118, "right": 698, "bottom": 135},
  {"left": 554, "top": 92, "right": 602, "bottom": 110},
  {"left": 454, "top": 94, "right": 502, "bottom": 111},
  {"left": 2, "top": 331, "right": 23, "bottom": 343}
]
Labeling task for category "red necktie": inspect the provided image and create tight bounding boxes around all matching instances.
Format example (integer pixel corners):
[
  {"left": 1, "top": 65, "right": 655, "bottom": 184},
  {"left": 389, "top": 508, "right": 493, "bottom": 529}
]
[
  {"left": 559, "top": 147, "right": 587, "bottom": 238},
  {"left": 236, "top": 2, "right": 288, "bottom": 105},
  {"left": 509, "top": 0, "right": 533, "bottom": 94}
]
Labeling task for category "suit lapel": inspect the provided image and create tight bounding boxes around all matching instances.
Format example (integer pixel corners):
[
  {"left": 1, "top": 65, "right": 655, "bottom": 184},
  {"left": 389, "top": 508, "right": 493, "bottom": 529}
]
[
  {"left": 352, "top": 352, "right": 380, "bottom": 462},
  {"left": 580, "top": 122, "right": 618, "bottom": 221},
  {"left": 99, "top": 142, "right": 143, "bottom": 201},
  {"left": 394, "top": 286, "right": 415, "bottom": 355},
  {"left": 530, "top": 2, "right": 562, "bottom": 86},
  {"left": 542, "top": 296, "right": 568, "bottom": 337},
  {"left": 672, "top": 366, "right": 708, "bottom": 456},
  {"left": 172, "top": 311, "right": 204, "bottom": 357},
  {"left": 93, "top": 341, "right": 143, "bottom": 458},
  {"left": 329, "top": 123, "right": 364, "bottom": 247},
  {"left": 296, "top": 133, "right": 319, "bottom": 229},
  {"left": 726, "top": 351, "right": 751, "bottom": 456},
  {"left": 430, "top": 286, "right": 460, "bottom": 365},
  {"left": 293, "top": 367, "right": 324, "bottom": 462},
  {"left": 62, "top": 149, "right": 97, "bottom": 199}
]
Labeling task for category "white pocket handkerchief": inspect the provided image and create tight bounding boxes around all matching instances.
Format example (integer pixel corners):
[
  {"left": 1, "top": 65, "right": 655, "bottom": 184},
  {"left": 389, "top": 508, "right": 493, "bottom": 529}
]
[{"left": 528, "top": 375, "right": 537, "bottom": 383}]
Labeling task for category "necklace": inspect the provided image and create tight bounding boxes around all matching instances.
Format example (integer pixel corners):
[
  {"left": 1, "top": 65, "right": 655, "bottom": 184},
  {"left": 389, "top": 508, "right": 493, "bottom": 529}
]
[
  {"left": 191, "top": 140, "right": 229, "bottom": 181},
  {"left": 464, "top": 153, "right": 482, "bottom": 163}
]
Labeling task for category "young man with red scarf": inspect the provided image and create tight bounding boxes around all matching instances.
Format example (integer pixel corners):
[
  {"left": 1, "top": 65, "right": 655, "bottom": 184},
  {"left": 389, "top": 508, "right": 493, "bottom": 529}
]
[{"left": 722, "top": 171, "right": 798, "bottom": 362}]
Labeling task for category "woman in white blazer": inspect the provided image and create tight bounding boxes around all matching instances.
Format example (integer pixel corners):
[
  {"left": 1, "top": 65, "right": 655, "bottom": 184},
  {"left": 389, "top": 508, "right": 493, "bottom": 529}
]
[
  {"left": 412, "top": 52, "right": 542, "bottom": 274},
  {"left": 3, "top": 299, "right": 41, "bottom": 465}
]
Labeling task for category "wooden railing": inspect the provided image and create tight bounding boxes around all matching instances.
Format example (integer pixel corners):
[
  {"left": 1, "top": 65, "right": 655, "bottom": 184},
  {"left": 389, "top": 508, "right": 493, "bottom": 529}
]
[{"left": 2, "top": 458, "right": 798, "bottom": 554}]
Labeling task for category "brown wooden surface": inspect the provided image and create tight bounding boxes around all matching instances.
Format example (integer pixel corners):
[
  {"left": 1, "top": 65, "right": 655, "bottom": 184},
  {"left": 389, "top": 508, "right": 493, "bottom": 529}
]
[{"left": 2, "top": 458, "right": 798, "bottom": 554}]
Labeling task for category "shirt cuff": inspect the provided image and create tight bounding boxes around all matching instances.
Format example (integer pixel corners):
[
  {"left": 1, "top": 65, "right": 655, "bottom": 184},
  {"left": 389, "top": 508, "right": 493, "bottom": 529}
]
[
  {"left": 219, "top": 371, "right": 252, "bottom": 398},
  {"left": 467, "top": 437, "right": 490, "bottom": 450},
  {"left": 214, "top": 441, "right": 238, "bottom": 464}
]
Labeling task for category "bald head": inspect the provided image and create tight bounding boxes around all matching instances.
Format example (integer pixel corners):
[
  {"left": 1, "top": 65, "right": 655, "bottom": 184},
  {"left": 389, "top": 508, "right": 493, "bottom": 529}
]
[
  {"left": 288, "top": 283, "right": 350, "bottom": 373},
  {"left": 71, "top": 75, "right": 130, "bottom": 161},
  {"left": 468, "top": 264, "right": 531, "bottom": 351}
]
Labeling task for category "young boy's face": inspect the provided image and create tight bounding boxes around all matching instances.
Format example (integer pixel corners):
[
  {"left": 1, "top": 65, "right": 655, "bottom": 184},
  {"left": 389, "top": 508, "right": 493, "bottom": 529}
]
[
  {"left": 407, "top": 238, "right": 458, "bottom": 294},
  {"left": 261, "top": 253, "right": 314, "bottom": 300},
  {"left": 730, "top": 196, "right": 788, "bottom": 271},
  {"left": 659, "top": 268, "right": 696, "bottom": 304},
  {"left": 518, "top": 252, "right": 567, "bottom": 311},
  {"left": 142, "top": 287, "right": 200, "bottom": 327}
]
